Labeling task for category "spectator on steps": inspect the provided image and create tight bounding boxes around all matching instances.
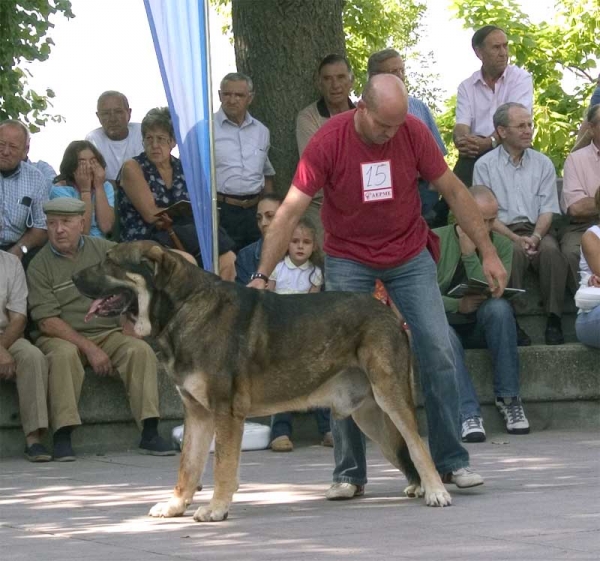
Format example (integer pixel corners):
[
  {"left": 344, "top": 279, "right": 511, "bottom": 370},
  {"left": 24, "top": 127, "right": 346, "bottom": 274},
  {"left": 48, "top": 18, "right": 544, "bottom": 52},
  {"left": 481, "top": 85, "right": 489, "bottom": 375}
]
[{"left": 51, "top": 140, "right": 115, "bottom": 238}]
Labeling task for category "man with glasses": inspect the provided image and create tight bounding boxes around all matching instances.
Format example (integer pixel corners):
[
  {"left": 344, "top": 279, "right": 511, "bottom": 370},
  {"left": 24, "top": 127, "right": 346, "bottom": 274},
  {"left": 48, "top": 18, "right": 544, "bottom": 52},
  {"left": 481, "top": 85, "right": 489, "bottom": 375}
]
[
  {"left": 0, "top": 120, "right": 48, "bottom": 267},
  {"left": 474, "top": 102, "right": 567, "bottom": 345},
  {"left": 214, "top": 72, "right": 276, "bottom": 252},
  {"left": 86, "top": 91, "right": 143, "bottom": 183}
]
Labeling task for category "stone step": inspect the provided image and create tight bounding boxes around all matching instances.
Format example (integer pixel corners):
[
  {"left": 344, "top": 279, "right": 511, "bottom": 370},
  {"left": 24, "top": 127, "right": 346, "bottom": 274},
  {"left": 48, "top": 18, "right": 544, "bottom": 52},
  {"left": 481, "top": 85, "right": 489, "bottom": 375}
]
[{"left": 1, "top": 343, "right": 598, "bottom": 458}]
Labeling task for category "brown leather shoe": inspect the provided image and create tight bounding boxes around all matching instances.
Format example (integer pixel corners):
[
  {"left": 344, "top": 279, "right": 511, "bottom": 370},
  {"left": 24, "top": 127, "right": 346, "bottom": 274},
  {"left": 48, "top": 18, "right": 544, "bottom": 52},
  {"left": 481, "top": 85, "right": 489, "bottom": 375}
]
[{"left": 270, "top": 435, "right": 293, "bottom": 452}]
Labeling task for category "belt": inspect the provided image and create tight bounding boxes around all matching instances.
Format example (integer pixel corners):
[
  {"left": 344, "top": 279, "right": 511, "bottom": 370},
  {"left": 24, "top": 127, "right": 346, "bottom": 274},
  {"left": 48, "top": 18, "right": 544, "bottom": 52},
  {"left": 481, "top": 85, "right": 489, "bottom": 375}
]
[{"left": 217, "top": 193, "right": 260, "bottom": 209}]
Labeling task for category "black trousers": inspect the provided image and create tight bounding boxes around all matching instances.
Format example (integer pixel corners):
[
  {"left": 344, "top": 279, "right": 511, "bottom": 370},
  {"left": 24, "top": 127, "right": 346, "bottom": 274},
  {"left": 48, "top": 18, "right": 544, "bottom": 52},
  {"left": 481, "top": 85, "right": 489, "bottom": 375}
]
[{"left": 218, "top": 202, "right": 261, "bottom": 253}]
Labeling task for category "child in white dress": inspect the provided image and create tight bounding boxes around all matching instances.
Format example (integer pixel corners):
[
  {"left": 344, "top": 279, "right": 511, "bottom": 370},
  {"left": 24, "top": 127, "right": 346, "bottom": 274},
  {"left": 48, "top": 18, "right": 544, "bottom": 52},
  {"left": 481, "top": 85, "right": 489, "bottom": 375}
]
[{"left": 267, "top": 218, "right": 331, "bottom": 451}]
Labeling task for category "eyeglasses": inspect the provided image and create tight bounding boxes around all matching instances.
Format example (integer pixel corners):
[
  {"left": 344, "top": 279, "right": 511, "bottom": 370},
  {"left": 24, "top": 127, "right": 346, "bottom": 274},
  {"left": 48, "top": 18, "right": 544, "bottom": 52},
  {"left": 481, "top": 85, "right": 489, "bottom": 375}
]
[
  {"left": 98, "top": 109, "right": 127, "bottom": 119},
  {"left": 504, "top": 123, "right": 535, "bottom": 132},
  {"left": 143, "top": 135, "right": 172, "bottom": 147}
]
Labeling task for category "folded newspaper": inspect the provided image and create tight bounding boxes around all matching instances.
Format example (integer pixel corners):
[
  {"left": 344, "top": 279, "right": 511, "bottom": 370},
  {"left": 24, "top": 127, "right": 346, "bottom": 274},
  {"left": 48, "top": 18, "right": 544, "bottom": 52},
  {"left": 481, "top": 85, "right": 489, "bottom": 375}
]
[{"left": 447, "top": 278, "right": 525, "bottom": 300}]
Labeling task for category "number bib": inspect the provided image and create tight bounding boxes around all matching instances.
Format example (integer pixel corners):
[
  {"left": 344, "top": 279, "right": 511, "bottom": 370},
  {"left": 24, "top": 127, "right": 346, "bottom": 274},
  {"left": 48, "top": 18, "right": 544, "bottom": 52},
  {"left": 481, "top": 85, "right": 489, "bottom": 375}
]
[{"left": 361, "top": 160, "right": 393, "bottom": 202}]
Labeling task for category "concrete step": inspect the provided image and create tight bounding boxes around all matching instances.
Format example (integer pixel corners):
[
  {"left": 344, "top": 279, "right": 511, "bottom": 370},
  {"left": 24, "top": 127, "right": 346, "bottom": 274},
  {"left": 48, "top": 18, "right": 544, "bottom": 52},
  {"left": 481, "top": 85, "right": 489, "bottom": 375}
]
[{"left": 1, "top": 343, "right": 598, "bottom": 458}]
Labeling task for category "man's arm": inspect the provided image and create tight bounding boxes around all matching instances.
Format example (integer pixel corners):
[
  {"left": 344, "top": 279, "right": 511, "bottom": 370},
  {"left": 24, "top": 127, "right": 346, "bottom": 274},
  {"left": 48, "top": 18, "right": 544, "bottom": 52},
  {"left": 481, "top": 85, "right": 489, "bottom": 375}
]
[
  {"left": 562, "top": 155, "right": 599, "bottom": 219},
  {"left": 432, "top": 169, "right": 507, "bottom": 295},
  {"left": 296, "top": 109, "right": 320, "bottom": 156},
  {"left": 8, "top": 228, "right": 47, "bottom": 259},
  {"left": 247, "top": 186, "right": 312, "bottom": 288},
  {"left": 0, "top": 310, "right": 26, "bottom": 350}
]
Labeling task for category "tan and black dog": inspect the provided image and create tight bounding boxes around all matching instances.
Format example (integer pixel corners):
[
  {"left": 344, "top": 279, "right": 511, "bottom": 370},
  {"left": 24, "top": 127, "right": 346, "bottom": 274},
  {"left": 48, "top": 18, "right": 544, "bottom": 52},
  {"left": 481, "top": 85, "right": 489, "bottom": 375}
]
[{"left": 72, "top": 240, "right": 451, "bottom": 522}]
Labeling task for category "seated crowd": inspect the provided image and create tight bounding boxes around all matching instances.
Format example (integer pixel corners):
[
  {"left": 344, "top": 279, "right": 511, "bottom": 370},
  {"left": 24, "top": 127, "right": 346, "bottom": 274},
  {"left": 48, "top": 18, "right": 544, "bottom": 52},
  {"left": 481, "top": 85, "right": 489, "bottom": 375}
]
[{"left": 0, "top": 25, "right": 598, "bottom": 485}]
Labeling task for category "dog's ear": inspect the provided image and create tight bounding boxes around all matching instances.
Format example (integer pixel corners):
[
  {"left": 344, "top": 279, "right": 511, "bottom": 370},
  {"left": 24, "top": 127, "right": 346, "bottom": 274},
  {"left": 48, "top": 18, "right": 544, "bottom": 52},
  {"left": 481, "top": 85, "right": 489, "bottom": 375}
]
[{"left": 141, "top": 244, "right": 179, "bottom": 289}]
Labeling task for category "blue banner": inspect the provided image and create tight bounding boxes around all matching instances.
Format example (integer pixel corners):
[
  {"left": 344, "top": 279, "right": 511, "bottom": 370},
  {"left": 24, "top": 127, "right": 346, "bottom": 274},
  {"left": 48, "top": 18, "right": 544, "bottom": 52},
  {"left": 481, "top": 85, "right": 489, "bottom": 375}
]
[{"left": 144, "top": 0, "right": 215, "bottom": 271}]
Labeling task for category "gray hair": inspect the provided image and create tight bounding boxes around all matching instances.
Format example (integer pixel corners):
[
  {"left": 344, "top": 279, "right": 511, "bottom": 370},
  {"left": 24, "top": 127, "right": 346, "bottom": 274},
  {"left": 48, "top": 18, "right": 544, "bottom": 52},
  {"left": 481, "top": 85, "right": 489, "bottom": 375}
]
[
  {"left": 97, "top": 90, "right": 130, "bottom": 110},
  {"left": 0, "top": 119, "right": 30, "bottom": 146},
  {"left": 367, "top": 48, "right": 401, "bottom": 77},
  {"left": 220, "top": 72, "right": 254, "bottom": 93},
  {"left": 141, "top": 107, "right": 174, "bottom": 139},
  {"left": 493, "top": 102, "right": 528, "bottom": 128}
]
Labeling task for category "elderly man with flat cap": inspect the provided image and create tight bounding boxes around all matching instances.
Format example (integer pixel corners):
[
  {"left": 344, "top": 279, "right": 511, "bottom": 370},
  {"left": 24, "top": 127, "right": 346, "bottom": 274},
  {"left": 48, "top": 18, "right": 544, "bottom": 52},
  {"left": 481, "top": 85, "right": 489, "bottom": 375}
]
[{"left": 26, "top": 197, "right": 174, "bottom": 461}]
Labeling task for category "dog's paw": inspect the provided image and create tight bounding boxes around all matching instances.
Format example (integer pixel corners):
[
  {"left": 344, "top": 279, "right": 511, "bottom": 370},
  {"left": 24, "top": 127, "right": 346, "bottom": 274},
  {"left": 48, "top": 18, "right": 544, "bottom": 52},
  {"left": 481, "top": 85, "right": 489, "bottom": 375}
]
[
  {"left": 193, "top": 503, "right": 229, "bottom": 522},
  {"left": 403, "top": 483, "right": 425, "bottom": 498},
  {"left": 148, "top": 498, "right": 187, "bottom": 518},
  {"left": 424, "top": 488, "right": 452, "bottom": 507}
]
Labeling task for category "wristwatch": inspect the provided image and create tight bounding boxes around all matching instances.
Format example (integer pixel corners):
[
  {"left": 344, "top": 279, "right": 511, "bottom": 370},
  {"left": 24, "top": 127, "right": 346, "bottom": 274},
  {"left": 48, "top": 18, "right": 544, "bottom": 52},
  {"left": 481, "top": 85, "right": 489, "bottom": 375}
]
[
  {"left": 250, "top": 272, "right": 269, "bottom": 283},
  {"left": 20, "top": 245, "right": 28, "bottom": 255},
  {"left": 490, "top": 135, "right": 498, "bottom": 149}
]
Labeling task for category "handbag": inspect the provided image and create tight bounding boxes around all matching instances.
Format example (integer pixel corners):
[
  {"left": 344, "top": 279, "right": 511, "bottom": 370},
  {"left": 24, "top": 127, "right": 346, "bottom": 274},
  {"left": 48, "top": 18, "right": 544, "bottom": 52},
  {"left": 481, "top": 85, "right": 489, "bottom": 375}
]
[{"left": 574, "top": 285, "right": 600, "bottom": 311}]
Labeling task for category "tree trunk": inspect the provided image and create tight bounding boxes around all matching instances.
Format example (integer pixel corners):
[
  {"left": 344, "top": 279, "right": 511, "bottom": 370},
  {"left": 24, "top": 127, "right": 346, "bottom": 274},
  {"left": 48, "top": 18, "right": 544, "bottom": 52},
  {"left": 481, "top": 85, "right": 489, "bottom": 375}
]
[{"left": 231, "top": 0, "right": 346, "bottom": 194}]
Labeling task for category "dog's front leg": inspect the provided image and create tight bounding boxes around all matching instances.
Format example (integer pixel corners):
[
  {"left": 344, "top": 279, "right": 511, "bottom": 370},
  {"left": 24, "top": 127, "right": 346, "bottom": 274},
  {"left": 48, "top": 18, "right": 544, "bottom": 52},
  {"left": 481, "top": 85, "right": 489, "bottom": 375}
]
[
  {"left": 149, "top": 402, "right": 214, "bottom": 518},
  {"left": 193, "top": 412, "right": 244, "bottom": 522}
]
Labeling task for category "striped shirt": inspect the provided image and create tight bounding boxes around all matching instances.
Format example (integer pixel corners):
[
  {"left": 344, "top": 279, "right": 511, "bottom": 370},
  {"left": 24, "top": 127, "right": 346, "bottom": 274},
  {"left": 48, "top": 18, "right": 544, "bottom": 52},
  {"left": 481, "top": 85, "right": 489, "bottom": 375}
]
[{"left": 0, "top": 162, "right": 48, "bottom": 245}]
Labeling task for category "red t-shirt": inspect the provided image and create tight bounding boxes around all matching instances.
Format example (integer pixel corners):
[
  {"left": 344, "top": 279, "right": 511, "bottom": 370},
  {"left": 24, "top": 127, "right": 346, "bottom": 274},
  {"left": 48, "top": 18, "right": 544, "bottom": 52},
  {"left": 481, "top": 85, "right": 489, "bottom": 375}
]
[{"left": 293, "top": 110, "right": 447, "bottom": 268}]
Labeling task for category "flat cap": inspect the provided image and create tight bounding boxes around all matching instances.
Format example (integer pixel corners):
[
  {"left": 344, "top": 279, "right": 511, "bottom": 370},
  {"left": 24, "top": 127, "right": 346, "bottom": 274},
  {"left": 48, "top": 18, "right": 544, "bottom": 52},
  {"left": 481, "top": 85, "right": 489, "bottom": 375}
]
[{"left": 43, "top": 197, "right": 86, "bottom": 215}]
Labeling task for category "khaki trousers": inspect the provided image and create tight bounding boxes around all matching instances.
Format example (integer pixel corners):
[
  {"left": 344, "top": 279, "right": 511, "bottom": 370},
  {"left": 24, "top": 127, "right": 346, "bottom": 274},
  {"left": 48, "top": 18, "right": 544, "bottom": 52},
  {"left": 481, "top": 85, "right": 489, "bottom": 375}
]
[
  {"left": 508, "top": 222, "right": 569, "bottom": 317},
  {"left": 36, "top": 330, "right": 160, "bottom": 432},
  {"left": 558, "top": 221, "right": 594, "bottom": 294},
  {"left": 9, "top": 338, "right": 49, "bottom": 436}
]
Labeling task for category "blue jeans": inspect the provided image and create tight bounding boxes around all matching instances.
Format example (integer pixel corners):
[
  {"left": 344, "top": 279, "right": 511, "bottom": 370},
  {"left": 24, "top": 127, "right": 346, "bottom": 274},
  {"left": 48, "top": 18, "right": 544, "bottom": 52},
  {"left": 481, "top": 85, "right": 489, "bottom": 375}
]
[
  {"left": 448, "top": 298, "right": 521, "bottom": 422},
  {"left": 326, "top": 250, "right": 469, "bottom": 485},
  {"left": 576, "top": 307, "right": 600, "bottom": 348},
  {"left": 271, "top": 409, "right": 331, "bottom": 441}
]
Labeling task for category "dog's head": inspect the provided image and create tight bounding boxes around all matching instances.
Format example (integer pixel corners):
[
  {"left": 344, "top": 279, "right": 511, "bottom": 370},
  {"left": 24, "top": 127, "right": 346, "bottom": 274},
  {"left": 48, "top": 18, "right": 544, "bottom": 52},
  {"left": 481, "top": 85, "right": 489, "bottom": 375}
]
[{"left": 72, "top": 241, "right": 187, "bottom": 338}]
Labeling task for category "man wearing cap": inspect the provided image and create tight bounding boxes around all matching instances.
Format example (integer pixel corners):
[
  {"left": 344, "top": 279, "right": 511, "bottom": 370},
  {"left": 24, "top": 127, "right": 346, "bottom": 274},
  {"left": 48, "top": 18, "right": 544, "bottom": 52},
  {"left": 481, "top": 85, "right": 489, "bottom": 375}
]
[
  {"left": 0, "top": 249, "right": 51, "bottom": 462},
  {"left": 0, "top": 120, "right": 49, "bottom": 266},
  {"left": 26, "top": 197, "right": 175, "bottom": 460}
]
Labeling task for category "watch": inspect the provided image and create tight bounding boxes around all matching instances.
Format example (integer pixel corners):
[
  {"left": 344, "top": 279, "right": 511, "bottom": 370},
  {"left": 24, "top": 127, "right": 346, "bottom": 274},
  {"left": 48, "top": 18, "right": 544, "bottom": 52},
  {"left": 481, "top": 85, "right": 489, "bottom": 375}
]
[
  {"left": 20, "top": 245, "right": 28, "bottom": 255},
  {"left": 490, "top": 135, "right": 498, "bottom": 149},
  {"left": 250, "top": 272, "right": 269, "bottom": 283}
]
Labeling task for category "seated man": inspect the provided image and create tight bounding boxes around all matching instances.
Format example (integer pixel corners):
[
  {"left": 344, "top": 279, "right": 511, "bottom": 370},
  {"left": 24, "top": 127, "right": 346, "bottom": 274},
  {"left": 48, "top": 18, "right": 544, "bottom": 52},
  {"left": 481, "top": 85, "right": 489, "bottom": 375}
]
[
  {"left": 85, "top": 91, "right": 144, "bottom": 183},
  {"left": 474, "top": 102, "right": 568, "bottom": 345},
  {"left": 27, "top": 198, "right": 175, "bottom": 461},
  {"left": 0, "top": 250, "right": 50, "bottom": 462},
  {"left": 0, "top": 120, "right": 49, "bottom": 266},
  {"left": 560, "top": 103, "right": 600, "bottom": 293},
  {"left": 435, "top": 186, "right": 529, "bottom": 441}
]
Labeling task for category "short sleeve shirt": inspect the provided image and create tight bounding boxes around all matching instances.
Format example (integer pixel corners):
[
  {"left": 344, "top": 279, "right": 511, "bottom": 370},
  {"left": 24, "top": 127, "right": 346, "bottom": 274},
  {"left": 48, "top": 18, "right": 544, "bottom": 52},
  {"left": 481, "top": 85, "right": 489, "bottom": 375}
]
[
  {"left": 293, "top": 111, "right": 448, "bottom": 268},
  {"left": 0, "top": 250, "right": 27, "bottom": 334}
]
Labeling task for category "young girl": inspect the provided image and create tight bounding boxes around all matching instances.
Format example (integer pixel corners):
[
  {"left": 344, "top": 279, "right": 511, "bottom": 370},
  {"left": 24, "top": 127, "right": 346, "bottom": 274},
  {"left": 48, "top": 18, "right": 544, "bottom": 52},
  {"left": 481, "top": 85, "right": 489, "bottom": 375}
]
[
  {"left": 51, "top": 140, "right": 115, "bottom": 238},
  {"left": 268, "top": 217, "right": 331, "bottom": 452},
  {"left": 267, "top": 217, "right": 324, "bottom": 294}
]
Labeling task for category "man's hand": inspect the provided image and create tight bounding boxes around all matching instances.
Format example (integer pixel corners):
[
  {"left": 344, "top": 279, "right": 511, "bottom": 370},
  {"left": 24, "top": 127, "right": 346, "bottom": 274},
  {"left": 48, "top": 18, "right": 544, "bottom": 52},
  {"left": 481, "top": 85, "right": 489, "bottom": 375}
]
[
  {"left": 247, "top": 278, "right": 268, "bottom": 290},
  {"left": 456, "top": 225, "right": 477, "bottom": 255},
  {"left": 458, "top": 294, "right": 487, "bottom": 314},
  {"left": 482, "top": 251, "right": 507, "bottom": 297},
  {"left": 0, "top": 346, "right": 16, "bottom": 380},
  {"left": 84, "top": 344, "right": 113, "bottom": 376},
  {"left": 520, "top": 235, "right": 539, "bottom": 258},
  {"left": 588, "top": 274, "right": 600, "bottom": 287},
  {"left": 455, "top": 135, "right": 481, "bottom": 158},
  {"left": 6, "top": 245, "right": 23, "bottom": 261}
]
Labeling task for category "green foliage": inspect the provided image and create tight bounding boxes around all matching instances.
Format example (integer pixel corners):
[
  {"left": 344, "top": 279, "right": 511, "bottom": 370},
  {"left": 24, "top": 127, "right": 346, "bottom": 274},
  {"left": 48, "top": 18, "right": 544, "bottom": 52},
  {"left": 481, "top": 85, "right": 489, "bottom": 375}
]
[
  {"left": 0, "top": 0, "right": 74, "bottom": 131},
  {"left": 439, "top": 0, "right": 600, "bottom": 173}
]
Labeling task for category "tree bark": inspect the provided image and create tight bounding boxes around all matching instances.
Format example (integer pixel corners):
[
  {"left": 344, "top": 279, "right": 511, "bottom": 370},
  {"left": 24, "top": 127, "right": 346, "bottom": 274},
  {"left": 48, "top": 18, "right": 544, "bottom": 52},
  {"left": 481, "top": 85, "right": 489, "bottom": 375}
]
[{"left": 231, "top": 0, "right": 346, "bottom": 194}]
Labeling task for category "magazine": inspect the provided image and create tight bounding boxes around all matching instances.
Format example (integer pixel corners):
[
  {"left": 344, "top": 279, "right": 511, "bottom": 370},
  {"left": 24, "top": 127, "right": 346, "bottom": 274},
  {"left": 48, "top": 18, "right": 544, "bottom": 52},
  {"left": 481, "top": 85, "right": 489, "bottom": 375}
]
[
  {"left": 154, "top": 200, "right": 193, "bottom": 219},
  {"left": 447, "top": 278, "right": 525, "bottom": 300}
]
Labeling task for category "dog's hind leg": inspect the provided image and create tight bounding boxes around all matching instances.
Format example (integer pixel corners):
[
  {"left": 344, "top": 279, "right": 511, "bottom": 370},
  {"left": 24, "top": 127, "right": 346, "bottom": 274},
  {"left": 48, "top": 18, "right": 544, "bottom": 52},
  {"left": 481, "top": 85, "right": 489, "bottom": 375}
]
[
  {"left": 352, "top": 397, "right": 423, "bottom": 498},
  {"left": 149, "top": 398, "right": 214, "bottom": 518},
  {"left": 193, "top": 410, "right": 244, "bottom": 522}
]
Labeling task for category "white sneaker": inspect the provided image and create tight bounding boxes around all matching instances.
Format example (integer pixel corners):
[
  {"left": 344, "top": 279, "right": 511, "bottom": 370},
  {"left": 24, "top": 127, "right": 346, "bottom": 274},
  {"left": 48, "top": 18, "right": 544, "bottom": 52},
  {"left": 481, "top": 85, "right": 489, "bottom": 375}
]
[
  {"left": 442, "top": 467, "right": 484, "bottom": 488},
  {"left": 461, "top": 416, "right": 486, "bottom": 442},
  {"left": 496, "top": 397, "right": 530, "bottom": 435},
  {"left": 325, "top": 482, "right": 365, "bottom": 500}
]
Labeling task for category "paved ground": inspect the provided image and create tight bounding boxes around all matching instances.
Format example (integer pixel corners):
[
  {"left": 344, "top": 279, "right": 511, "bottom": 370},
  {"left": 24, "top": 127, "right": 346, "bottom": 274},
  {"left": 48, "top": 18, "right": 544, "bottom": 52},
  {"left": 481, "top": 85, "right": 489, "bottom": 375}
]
[{"left": 0, "top": 429, "right": 599, "bottom": 560}]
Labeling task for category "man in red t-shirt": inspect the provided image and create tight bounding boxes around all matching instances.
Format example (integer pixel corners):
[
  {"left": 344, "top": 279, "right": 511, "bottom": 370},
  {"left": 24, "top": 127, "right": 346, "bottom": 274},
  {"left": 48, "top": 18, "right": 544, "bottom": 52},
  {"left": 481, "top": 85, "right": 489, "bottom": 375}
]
[{"left": 249, "top": 74, "right": 507, "bottom": 499}]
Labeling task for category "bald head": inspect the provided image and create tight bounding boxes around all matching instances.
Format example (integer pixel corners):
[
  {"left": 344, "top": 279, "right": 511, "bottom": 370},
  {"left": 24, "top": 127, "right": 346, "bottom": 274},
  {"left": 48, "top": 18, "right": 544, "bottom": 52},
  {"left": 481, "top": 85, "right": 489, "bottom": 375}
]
[
  {"left": 356, "top": 75, "right": 408, "bottom": 145},
  {"left": 469, "top": 185, "right": 498, "bottom": 232}
]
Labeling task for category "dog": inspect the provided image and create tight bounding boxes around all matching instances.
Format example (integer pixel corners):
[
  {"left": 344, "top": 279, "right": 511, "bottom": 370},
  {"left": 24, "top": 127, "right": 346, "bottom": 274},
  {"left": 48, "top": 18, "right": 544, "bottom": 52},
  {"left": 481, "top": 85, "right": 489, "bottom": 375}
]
[{"left": 72, "top": 240, "right": 451, "bottom": 522}]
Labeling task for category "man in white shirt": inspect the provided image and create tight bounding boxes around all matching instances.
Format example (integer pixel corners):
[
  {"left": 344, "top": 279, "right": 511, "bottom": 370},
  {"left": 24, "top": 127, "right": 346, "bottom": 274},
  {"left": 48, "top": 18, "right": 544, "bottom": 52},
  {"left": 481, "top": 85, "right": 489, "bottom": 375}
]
[
  {"left": 85, "top": 91, "right": 143, "bottom": 183},
  {"left": 453, "top": 26, "right": 533, "bottom": 188},
  {"left": 214, "top": 73, "right": 275, "bottom": 252},
  {"left": 473, "top": 102, "right": 567, "bottom": 345}
]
